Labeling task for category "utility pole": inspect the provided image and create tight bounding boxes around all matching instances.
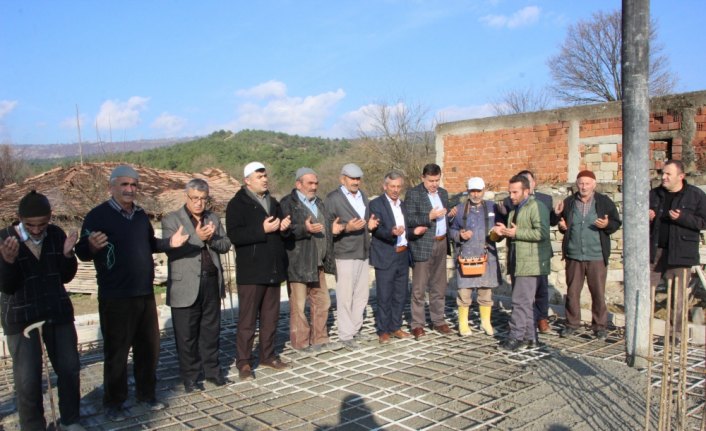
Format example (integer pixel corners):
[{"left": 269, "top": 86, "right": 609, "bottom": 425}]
[
  {"left": 75, "top": 104, "right": 83, "bottom": 165},
  {"left": 622, "top": 0, "right": 651, "bottom": 368}
]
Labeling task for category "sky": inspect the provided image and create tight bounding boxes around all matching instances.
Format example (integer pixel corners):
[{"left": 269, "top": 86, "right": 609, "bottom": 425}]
[{"left": 1, "top": 0, "right": 705, "bottom": 146}]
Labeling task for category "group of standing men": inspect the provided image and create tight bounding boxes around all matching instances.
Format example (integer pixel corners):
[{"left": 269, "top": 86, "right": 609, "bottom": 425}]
[{"left": 1, "top": 158, "right": 705, "bottom": 428}]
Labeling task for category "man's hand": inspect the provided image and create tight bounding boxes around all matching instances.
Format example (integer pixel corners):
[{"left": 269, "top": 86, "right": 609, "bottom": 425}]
[
  {"left": 367, "top": 214, "right": 379, "bottom": 230},
  {"left": 170, "top": 225, "right": 190, "bottom": 247},
  {"left": 594, "top": 215, "right": 609, "bottom": 229},
  {"left": 195, "top": 220, "right": 215, "bottom": 242},
  {"left": 448, "top": 206, "right": 458, "bottom": 218},
  {"left": 64, "top": 231, "right": 78, "bottom": 257},
  {"left": 305, "top": 216, "right": 324, "bottom": 234},
  {"left": 391, "top": 225, "right": 405, "bottom": 236},
  {"left": 491, "top": 223, "right": 506, "bottom": 238},
  {"left": 0, "top": 236, "right": 19, "bottom": 264},
  {"left": 649, "top": 209, "right": 656, "bottom": 222},
  {"left": 331, "top": 217, "right": 344, "bottom": 235},
  {"left": 459, "top": 229, "right": 473, "bottom": 241},
  {"left": 345, "top": 217, "right": 366, "bottom": 233},
  {"left": 280, "top": 215, "right": 292, "bottom": 231},
  {"left": 554, "top": 200, "right": 564, "bottom": 216},
  {"left": 669, "top": 209, "right": 681, "bottom": 220},
  {"left": 263, "top": 216, "right": 281, "bottom": 233},
  {"left": 429, "top": 207, "right": 447, "bottom": 221},
  {"left": 503, "top": 222, "right": 517, "bottom": 238},
  {"left": 413, "top": 226, "right": 428, "bottom": 236},
  {"left": 558, "top": 217, "right": 567, "bottom": 231},
  {"left": 88, "top": 231, "right": 109, "bottom": 254}
]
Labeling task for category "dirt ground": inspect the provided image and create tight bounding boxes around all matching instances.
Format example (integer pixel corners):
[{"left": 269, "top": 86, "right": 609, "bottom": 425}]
[{"left": 69, "top": 290, "right": 167, "bottom": 315}]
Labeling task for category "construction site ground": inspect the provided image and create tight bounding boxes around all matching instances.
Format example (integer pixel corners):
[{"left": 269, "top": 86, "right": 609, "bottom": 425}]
[{"left": 0, "top": 296, "right": 704, "bottom": 430}]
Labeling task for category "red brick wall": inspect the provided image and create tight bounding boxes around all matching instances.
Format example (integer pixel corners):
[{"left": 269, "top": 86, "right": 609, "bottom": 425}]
[
  {"left": 443, "top": 122, "right": 570, "bottom": 193},
  {"left": 440, "top": 95, "right": 706, "bottom": 193}
]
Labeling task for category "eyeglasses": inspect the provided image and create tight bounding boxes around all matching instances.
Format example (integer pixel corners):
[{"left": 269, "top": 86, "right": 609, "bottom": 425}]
[{"left": 187, "top": 195, "right": 209, "bottom": 203}]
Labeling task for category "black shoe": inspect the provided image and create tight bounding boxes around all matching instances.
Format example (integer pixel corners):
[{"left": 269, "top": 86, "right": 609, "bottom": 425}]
[
  {"left": 206, "top": 375, "right": 230, "bottom": 387},
  {"left": 594, "top": 330, "right": 608, "bottom": 340},
  {"left": 184, "top": 380, "right": 205, "bottom": 393},
  {"left": 104, "top": 405, "right": 129, "bottom": 422},
  {"left": 499, "top": 338, "right": 524, "bottom": 352},
  {"left": 561, "top": 326, "right": 578, "bottom": 338},
  {"left": 525, "top": 339, "right": 541, "bottom": 350}
]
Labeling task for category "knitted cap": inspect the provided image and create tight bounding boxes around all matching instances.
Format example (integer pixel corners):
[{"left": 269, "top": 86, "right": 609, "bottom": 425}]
[
  {"left": 110, "top": 165, "right": 139, "bottom": 181},
  {"left": 576, "top": 170, "right": 596, "bottom": 180},
  {"left": 18, "top": 190, "right": 51, "bottom": 217}
]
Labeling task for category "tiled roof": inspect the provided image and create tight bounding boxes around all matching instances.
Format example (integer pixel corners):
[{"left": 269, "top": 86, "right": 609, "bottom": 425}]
[{"left": 0, "top": 162, "right": 240, "bottom": 223}]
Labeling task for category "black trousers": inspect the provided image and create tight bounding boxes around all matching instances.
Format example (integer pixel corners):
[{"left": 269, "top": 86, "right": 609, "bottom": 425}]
[
  {"left": 7, "top": 322, "right": 81, "bottom": 430},
  {"left": 236, "top": 284, "right": 281, "bottom": 370},
  {"left": 171, "top": 273, "right": 222, "bottom": 383},
  {"left": 98, "top": 294, "right": 160, "bottom": 407},
  {"left": 374, "top": 252, "right": 410, "bottom": 334}
]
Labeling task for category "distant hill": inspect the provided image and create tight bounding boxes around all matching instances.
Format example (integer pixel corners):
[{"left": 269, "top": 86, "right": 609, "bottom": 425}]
[
  {"left": 14, "top": 137, "right": 197, "bottom": 160},
  {"left": 21, "top": 130, "right": 353, "bottom": 194}
]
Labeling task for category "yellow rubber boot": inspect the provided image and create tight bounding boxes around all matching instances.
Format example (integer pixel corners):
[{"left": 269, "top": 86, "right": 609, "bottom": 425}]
[
  {"left": 458, "top": 306, "right": 471, "bottom": 336},
  {"left": 479, "top": 305, "right": 494, "bottom": 336}
]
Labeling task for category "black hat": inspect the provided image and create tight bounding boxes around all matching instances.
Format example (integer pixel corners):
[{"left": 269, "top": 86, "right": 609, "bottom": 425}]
[{"left": 18, "top": 190, "right": 51, "bottom": 217}]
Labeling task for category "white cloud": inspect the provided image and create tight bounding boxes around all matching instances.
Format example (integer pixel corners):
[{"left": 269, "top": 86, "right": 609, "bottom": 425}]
[
  {"left": 435, "top": 104, "right": 496, "bottom": 123},
  {"left": 236, "top": 80, "right": 287, "bottom": 99},
  {"left": 229, "top": 81, "right": 346, "bottom": 135},
  {"left": 59, "top": 114, "right": 87, "bottom": 130},
  {"left": 0, "top": 100, "right": 18, "bottom": 119},
  {"left": 480, "top": 6, "right": 540, "bottom": 29},
  {"left": 95, "top": 96, "right": 150, "bottom": 131},
  {"left": 151, "top": 113, "right": 186, "bottom": 135}
]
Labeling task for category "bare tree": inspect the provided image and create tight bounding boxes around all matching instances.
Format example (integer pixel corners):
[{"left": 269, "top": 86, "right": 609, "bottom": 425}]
[
  {"left": 492, "top": 87, "right": 554, "bottom": 115},
  {"left": 548, "top": 10, "right": 677, "bottom": 105},
  {"left": 0, "top": 144, "right": 29, "bottom": 188},
  {"left": 354, "top": 101, "right": 435, "bottom": 188}
]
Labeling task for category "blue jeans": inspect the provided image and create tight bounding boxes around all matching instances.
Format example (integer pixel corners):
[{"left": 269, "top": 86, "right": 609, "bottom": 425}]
[{"left": 7, "top": 322, "right": 81, "bottom": 430}]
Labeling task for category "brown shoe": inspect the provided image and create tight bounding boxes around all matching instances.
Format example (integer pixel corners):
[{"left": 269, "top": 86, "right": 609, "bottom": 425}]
[
  {"left": 537, "top": 319, "right": 551, "bottom": 334},
  {"left": 378, "top": 333, "right": 391, "bottom": 344},
  {"left": 259, "top": 358, "right": 289, "bottom": 371},
  {"left": 433, "top": 324, "right": 453, "bottom": 335},
  {"left": 391, "top": 329, "right": 412, "bottom": 339},
  {"left": 238, "top": 364, "right": 254, "bottom": 381},
  {"left": 411, "top": 327, "right": 426, "bottom": 340}
]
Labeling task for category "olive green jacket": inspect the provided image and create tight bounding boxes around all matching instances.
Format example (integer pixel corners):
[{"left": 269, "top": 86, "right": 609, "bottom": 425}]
[{"left": 507, "top": 197, "right": 552, "bottom": 277}]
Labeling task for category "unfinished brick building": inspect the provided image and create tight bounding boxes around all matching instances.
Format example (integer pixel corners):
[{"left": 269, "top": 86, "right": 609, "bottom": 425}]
[{"left": 436, "top": 90, "right": 706, "bottom": 193}]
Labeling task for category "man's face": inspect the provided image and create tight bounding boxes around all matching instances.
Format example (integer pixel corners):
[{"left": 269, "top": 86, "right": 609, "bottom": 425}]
[
  {"left": 110, "top": 176, "right": 139, "bottom": 208},
  {"left": 422, "top": 173, "right": 441, "bottom": 194},
  {"left": 340, "top": 175, "right": 361, "bottom": 194},
  {"left": 245, "top": 170, "right": 269, "bottom": 195},
  {"left": 383, "top": 177, "right": 404, "bottom": 201},
  {"left": 508, "top": 181, "right": 530, "bottom": 206},
  {"left": 468, "top": 189, "right": 484, "bottom": 205},
  {"left": 576, "top": 177, "right": 596, "bottom": 199},
  {"left": 20, "top": 215, "right": 51, "bottom": 240},
  {"left": 662, "top": 164, "right": 685, "bottom": 192},
  {"left": 185, "top": 188, "right": 209, "bottom": 216},
  {"left": 296, "top": 174, "right": 319, "bottom": 200}
]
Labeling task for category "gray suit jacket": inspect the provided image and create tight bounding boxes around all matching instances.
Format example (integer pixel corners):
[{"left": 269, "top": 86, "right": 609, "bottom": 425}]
[
  {"left": 324, "top": 186, "right": 370, "bottom": 260},
  {"left": 162, "top": 206, "right": 232, "bottom": 308}
]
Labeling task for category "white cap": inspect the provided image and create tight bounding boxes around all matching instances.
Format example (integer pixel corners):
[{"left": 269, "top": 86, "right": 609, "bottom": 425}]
[
  {"left": 243, "top": 161, "right": 266, "bottom": 178},
  {"left": 467, "top": 177, "right": 485, "bottom": 190}
]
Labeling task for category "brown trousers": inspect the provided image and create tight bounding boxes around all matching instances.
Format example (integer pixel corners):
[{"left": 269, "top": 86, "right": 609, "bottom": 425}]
[
  {"left": 411, "top": 239, "right": 449, "bottom": 328},
  {"left": 650, "top": 248, "right": 691, "bottom": 337},
  {"left": 236, "top": 284, "right": 281, "bottom": 370},
  {"left": 288, "top": 268, "right": 331, "bottom": 350},
  {"left": 564, "top": 259, "right": 608, "bottom": 331}
]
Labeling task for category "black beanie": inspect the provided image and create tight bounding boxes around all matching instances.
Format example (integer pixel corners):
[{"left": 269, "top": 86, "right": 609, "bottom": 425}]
[{"left": 18, "top": 190, "right": 51, "bottom": 217}]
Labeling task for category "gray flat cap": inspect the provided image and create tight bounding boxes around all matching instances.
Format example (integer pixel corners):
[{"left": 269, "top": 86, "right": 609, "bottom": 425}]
[
  {"left": 295, "top": 167, "right": 317, "bottom": 180},
  {"left": 340, "top": 163, "right": 363, "bottom": 178},
  {"left": 110, "top": 165, "right": 139, "bottom": 181}
]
